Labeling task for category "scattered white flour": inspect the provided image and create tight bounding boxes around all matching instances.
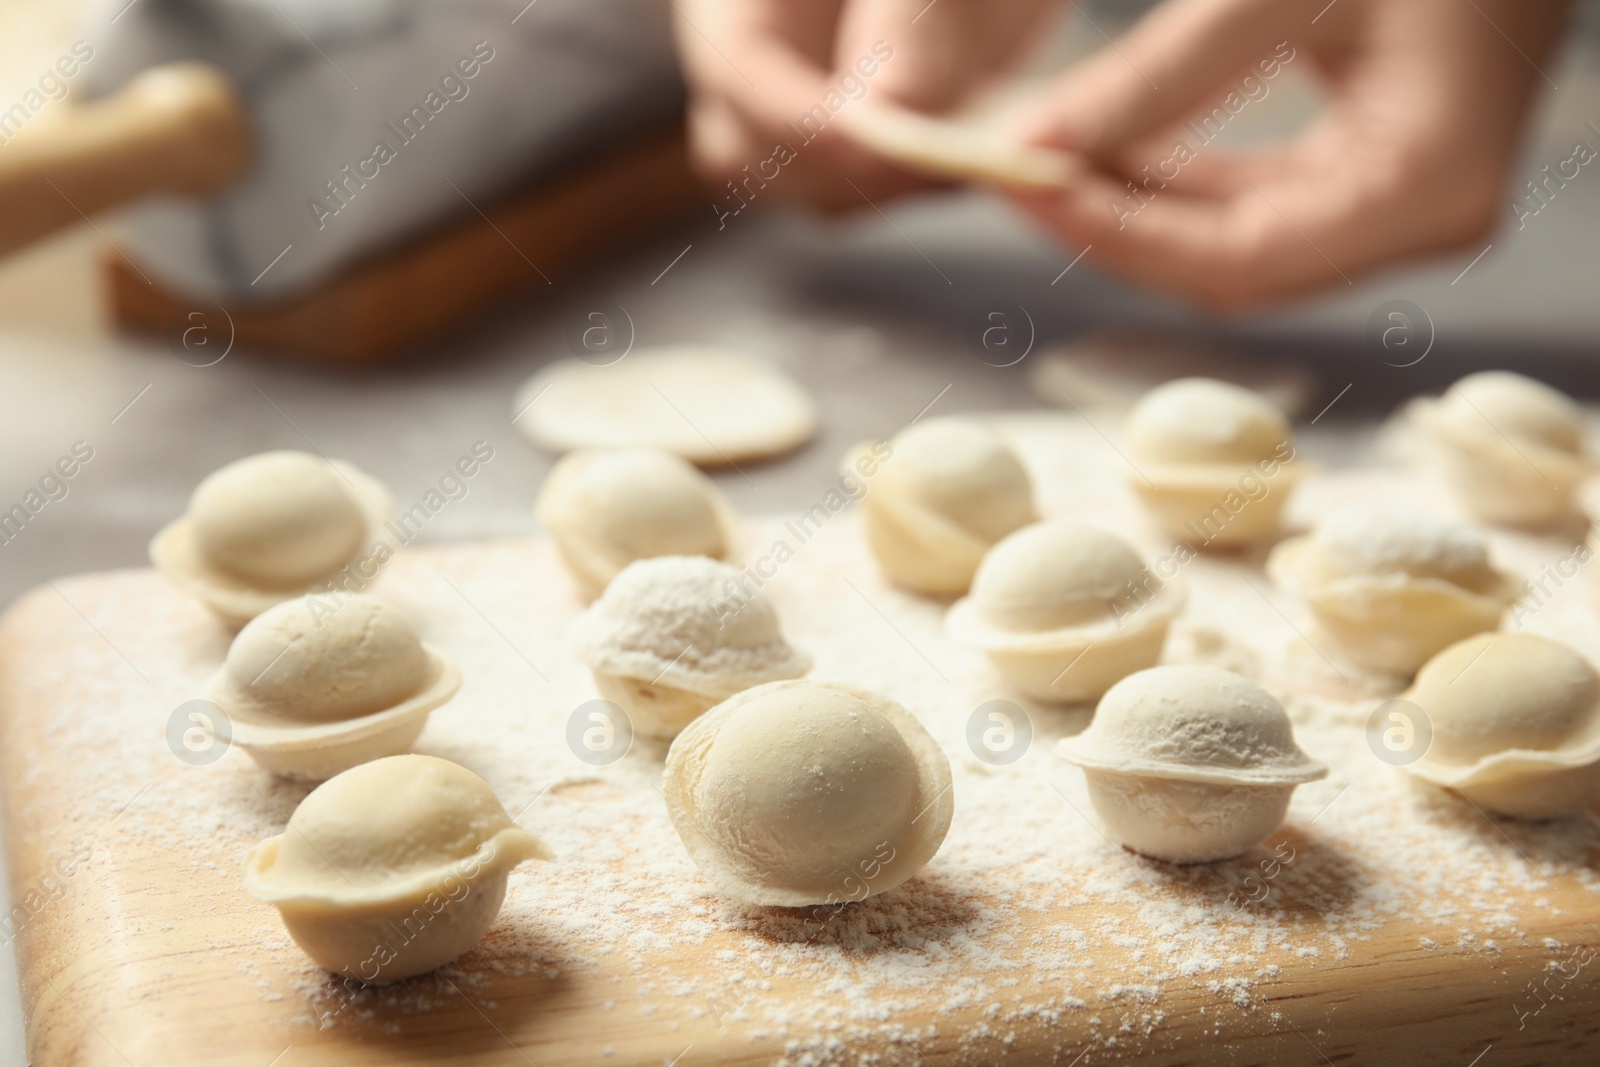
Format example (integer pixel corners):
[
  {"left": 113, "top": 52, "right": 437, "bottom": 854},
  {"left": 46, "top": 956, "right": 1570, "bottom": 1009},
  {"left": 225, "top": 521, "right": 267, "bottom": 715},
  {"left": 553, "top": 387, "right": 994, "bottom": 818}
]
[{"left": 4, "top": 414, "right": 1600, "bottom": 1066}]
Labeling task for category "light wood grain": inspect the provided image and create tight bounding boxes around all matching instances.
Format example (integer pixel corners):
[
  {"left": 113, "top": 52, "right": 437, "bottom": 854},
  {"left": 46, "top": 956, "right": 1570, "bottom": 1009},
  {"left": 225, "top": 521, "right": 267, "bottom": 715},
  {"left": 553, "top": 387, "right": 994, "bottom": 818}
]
[
  {"left": 104, "top": 127, "right": 702, "bottom": 366},
  {"left": 4, "top": 527, "right": 1600, "bottom": 1067}
]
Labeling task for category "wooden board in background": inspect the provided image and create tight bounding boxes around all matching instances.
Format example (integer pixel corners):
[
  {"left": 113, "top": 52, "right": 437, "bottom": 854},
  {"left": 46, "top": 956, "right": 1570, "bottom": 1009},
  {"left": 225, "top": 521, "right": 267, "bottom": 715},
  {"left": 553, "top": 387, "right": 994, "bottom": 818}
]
[{"left": 104, "top": 126, "right": 703, "bottom": 366}]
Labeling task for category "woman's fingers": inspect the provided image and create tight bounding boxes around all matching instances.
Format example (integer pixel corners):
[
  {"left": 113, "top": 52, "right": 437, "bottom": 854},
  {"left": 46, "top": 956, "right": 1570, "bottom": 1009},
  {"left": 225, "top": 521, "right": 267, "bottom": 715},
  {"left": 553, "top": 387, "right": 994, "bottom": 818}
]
[
  {"left": 675, "top": 0, "right": 945, "bottom": 205},
  {"left": 1008, "top": 138, "right": 1420, "bottom": 311},
  {"left": 833, "top": 0, "right": 1063, "bottom": 113},
  {"left": 1015, "top": 0, "right": 1306, "bottom": 160}
]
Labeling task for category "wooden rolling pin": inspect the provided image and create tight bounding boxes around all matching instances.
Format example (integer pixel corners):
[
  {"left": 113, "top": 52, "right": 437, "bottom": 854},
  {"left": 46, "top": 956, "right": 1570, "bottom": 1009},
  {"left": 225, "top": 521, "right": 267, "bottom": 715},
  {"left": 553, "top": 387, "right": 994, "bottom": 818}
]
[{"left": 0, "top": 63, "right": 251, "bottom": 258}]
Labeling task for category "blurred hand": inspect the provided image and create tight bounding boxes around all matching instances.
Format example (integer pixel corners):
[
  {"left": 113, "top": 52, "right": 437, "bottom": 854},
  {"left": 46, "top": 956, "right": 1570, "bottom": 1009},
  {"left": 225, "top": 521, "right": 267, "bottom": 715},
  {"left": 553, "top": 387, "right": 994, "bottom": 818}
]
[
  {"left": 1007, "top": 0, "right": 1572, "bottom": 310},
  {"left": 671, "top": 0, "right": 1060, "bottom": 211}
]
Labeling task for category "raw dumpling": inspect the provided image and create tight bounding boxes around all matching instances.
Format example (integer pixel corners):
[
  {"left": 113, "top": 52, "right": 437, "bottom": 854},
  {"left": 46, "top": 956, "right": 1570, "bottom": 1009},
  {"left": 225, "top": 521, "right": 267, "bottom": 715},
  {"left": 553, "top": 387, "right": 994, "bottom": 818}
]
[
  {"left": 205, "top": 593, "right": 459, "bottom": 779},
  {"left": 243, "top": 755, "right": 550, "bottom": 981},
  {"left": 1416, "top": 371, "right": 1590, "bottom": 527},
  {"left": 1267, "top": 510, "right": 1518, "bottom": 675},
  {"left": 663, "top": 680, "right": 952, "bottom": 906},
  {"left": 1401, "top": 632, "right": 1600, "bottom": 818},
  {"left": 569, "top": 556, "right": 811, "bottom": 738},
  {"left": 1058, "top": 666, "right": 1326, "bottom": 863},
  {"left": 848, "top": 418, "right": 1036, "bottom": 595},
  {"left": 150, "top": 451, "right": 393, "bottom": 626},
  {"left": 536, "top": 447, "right": 737, "bottom": 596},
  {"left": 1124, "top": 378, "right": 1300, "bottom": 548},
  {"left": 947, "top": 520, "right": 1183, "bottom": 703}
]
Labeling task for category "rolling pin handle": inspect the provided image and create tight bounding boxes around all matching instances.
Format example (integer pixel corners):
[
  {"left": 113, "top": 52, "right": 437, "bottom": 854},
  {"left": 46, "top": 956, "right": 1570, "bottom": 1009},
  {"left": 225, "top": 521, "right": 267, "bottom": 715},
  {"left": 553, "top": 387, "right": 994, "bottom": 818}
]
[{"left": 0, "top": 62, "right": 252, "bottom": 259}]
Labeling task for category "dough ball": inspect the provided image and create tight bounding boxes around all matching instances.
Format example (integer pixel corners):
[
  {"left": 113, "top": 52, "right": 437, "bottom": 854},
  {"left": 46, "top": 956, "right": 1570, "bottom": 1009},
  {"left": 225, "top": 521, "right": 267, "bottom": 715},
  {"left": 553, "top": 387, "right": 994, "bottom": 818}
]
[
  {"left": 191, "top": 452, "right": 365, "bottom": 587},
  {"left": 1126, "top": 378, "right": 1291, "bottom": 466},
  {"left": 225, "top": 594, "right": 429, "bottom": 724}
]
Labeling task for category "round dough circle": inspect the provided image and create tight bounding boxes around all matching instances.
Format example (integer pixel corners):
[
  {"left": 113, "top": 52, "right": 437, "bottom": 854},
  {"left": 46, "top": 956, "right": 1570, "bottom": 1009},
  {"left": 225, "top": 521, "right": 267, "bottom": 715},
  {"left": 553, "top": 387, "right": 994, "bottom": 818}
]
[{"left": 514, "top": 348, "right": 817, "bottom": 466}]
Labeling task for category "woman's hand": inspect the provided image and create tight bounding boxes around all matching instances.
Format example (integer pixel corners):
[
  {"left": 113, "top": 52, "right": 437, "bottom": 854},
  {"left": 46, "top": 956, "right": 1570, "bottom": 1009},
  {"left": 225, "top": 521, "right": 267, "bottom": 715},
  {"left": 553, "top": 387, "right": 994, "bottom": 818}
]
[
  {"left": 1006, "top": 0, "right": 1572, "bottom": 310},
  {"left": 671, "top": 0, "right": 1060, "bottom": 211}
]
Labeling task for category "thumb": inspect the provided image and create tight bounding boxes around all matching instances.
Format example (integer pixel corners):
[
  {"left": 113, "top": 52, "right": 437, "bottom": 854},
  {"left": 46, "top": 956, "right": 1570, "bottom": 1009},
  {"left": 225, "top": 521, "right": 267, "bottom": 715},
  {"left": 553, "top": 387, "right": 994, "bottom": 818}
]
[{"left": 1016, "top": 0, "right": 1302, "bottom": 160}]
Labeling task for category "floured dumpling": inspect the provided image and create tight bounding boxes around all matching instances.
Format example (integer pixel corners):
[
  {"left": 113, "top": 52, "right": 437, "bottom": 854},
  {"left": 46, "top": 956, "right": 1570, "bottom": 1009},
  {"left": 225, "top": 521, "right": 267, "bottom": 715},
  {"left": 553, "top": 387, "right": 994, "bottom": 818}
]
[
  {"left": 1267, "top": 510, "right": 1518, "bottom": 675},
  {"left": 536, "top": 447, "right": 737, "bottom": 596},
  {"left": 1058, "top": 666, "right": 1327, "bottom": 863},
  {"left": 1402, "top": 632, "right": 1600, "bottom": 818},
  {"left": 1124, "top": 378, "right": 1300, "bottom": 548},
  {"left": 848, "top": 418, "right": 1036, "bottom": 595},
  {"left": 569, "top": 556, "right": 811, "bottom": 738},
  {"left": 947, "top": 520, "right": 1183, "bottom": 703},
  {"left": 663, "top": 680, "right": 953, "bottom": 906},
  {"left": 150, "top": 451, "right": 393, "bottom": 627},
  {"left": 1416, "top": 371, "right": 1591, "bottom": 527}
]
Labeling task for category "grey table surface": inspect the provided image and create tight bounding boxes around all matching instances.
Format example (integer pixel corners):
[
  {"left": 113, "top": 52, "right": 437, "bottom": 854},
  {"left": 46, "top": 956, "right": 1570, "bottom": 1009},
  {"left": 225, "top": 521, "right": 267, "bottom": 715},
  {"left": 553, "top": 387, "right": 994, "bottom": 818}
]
[{"left": 3, "top": 14, "right": 1600, "bottom": 1067}]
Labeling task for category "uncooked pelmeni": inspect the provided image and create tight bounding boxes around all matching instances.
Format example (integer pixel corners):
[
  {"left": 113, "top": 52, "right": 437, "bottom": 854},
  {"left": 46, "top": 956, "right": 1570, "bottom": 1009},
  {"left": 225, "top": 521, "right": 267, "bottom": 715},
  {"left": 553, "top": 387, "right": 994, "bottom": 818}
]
[
  {"left": 1057, "top": 666, "right": 1327, "bottom": 863},
  {"left": 836, "top": 103, "right": 1080, "bottom": 190},
  {"left": 204, "top": 593, "right": 460, "bottom": 780},
  {"left": 243, "top": 755, "right": 550, "bottom": 982},
  {"left": 1267, "top": 510, "right": 1518, "bottom": 675},
  {"left": 1124, "top": 378, "right": 1300, "bottom": 548},
  {"left": 536, "top": 447, "right": 739, "bottom": 596},
  {"left": 847, "top": 418, "right": 1036, "bottom": 595},
  {"left": 1415, "top": 371, "right": 1591, "bottom": 526},
  {"left": 569, "top": 556, "right": 811, "bottom": 738},
  {"left": 663, "top": 679, "right": 953, "bottom": 906},
  {"left": 150, "top": 451, "right": 393, "bottom": 627},
  {"left": 1402, "top": 632, "right": 1600, "bottom": 818},
  {"left": 514, "top": 347, "right": 817, "bottom": 467},
  {"left": 947, "top": 520, "right": 1184, "bottom": 703}
]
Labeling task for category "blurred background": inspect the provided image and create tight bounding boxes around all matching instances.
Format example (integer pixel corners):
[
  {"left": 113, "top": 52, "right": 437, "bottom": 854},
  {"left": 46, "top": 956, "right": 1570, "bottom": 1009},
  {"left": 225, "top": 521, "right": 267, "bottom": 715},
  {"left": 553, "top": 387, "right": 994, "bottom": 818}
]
[{"left": 1, "top": 0, "right": 1599, "bottom": 1061}]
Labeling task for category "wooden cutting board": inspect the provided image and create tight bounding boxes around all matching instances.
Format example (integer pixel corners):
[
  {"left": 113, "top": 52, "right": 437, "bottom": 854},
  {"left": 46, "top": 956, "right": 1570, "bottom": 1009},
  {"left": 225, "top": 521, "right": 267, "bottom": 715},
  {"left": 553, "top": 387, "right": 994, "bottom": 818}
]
[{"left": 6, "top": 432, "right": 1600, "bottom": 1066}]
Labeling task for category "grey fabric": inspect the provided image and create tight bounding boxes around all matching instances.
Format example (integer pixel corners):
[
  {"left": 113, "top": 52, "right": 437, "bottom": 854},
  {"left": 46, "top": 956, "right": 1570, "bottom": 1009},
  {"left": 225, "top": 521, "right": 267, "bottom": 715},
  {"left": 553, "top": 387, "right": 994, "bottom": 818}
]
[{"left": 81, "top": 0, "right": 684, "bottom": 298}]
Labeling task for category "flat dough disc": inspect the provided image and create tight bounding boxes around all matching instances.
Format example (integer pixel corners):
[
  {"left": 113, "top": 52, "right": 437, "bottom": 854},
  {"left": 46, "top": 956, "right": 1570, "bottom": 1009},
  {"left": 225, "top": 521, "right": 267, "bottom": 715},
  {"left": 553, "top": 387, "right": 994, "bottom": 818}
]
[
  {"left": 836, "top": 104, "right": 1079, "bottom": 190},
  {"left": 1028, "top": 331, "right": 1320, "bottom": 420},
  {"left": 514, "top": 347, "right": 818, "bottom": 467}
]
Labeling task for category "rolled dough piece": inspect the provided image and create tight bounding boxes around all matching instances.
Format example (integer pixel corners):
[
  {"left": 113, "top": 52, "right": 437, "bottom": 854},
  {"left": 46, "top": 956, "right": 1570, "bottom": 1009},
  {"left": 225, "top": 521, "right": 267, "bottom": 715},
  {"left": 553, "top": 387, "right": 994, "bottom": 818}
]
[
  {"left": 514, "top": 347, "right": 818, "bottom": 467},
  {"left": 836, "top": 103, "right": 1079, "bottom": 190},
  {"left": 1028, "top": 332, "right": 1319, "bottom": 419}
]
